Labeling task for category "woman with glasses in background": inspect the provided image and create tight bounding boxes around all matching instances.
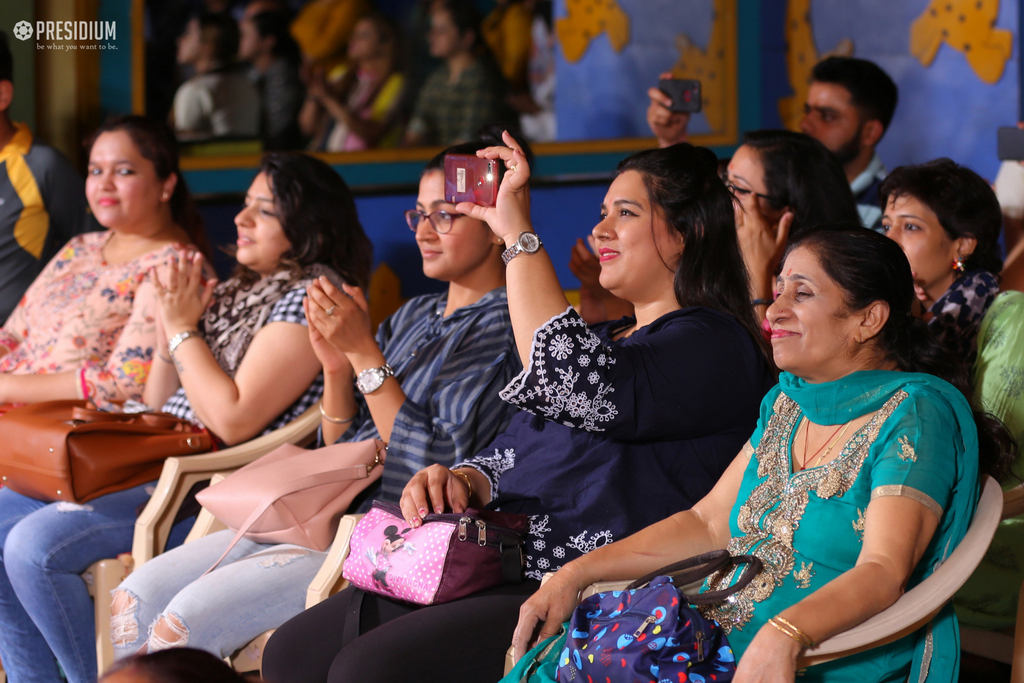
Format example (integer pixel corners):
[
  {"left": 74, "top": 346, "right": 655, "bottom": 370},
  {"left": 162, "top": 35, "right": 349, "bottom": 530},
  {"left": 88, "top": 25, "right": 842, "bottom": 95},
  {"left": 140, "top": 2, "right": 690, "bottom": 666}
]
[
  {"left": 572, "top": 131, "right": 859, "bottom": 326},
  {"left": 725, "top": 130, "right": 861, "bottom": 321}
]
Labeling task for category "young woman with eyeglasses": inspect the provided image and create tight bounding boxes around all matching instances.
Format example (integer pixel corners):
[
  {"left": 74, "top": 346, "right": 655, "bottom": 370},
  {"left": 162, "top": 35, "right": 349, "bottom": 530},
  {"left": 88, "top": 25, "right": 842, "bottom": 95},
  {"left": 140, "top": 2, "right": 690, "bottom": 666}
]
[
  {"left": 725, "top": 130, "right": 860, "bottom": 320},
  {"left": 301, "top": 134, "right": 522, "bottom": 504}
]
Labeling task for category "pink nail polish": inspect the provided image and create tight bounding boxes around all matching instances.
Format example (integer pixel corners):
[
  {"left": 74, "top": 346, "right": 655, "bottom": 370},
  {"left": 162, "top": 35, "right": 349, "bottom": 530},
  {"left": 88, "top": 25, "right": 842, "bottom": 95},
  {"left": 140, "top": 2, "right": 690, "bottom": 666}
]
[
  {"left": 418, "top": 508, "right": 428, "bottom": 517},
  {"left": 435, "top": 506, "right": 443, "bottom": 514}
]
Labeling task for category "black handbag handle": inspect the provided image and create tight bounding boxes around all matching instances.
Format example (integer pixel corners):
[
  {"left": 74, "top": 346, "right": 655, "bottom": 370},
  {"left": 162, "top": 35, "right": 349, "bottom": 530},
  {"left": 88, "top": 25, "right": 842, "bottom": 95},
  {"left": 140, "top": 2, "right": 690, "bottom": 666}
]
[
  {"left": 626, "top": 549, "right": 733, "bottom": 591},
  {"left": 685, "top": 554, "right": 763, "bottom": 605}
]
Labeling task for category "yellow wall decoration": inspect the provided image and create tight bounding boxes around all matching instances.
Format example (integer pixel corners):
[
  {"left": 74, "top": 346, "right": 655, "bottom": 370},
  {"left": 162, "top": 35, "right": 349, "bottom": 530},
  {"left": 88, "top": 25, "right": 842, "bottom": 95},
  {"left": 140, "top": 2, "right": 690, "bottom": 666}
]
[
  {"left": 669, "top": 0, "right": 733, "bottom": 134},
  {"left": 556, "top": 0, "right": 631, "bottom": 64},
  {"left": 910, "top": 0, "right": 1012, "bottom": 84},
  {"left": 777, "top": 0, "right": 852, "bottom": 131}
]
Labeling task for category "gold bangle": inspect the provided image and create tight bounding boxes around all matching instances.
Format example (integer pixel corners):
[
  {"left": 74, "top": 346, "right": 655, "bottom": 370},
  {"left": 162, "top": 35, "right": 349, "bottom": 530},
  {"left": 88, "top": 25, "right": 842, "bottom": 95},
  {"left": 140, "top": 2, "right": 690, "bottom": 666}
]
[
  {"left": 451, "top": 469, "right": 473, "bottom": 499},
  {"left": 319, "top": 401, "right": 356, "bottom": 424},
  {"left": 768, "top": 616, "right": 815, "bottom": 649}
]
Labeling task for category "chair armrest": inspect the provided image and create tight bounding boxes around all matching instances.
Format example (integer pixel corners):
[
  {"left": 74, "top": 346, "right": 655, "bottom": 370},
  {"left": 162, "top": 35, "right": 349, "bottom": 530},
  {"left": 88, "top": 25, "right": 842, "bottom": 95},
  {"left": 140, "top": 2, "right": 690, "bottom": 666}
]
[
  {"left": 132, "top": 405, "right": 321, "bottom": 566},
  {"left": 306, "top": 514, "right": 364, "bottom": 608},
  {"left": 1003, "top": 484, "right": 1024, "bottom": 520}
]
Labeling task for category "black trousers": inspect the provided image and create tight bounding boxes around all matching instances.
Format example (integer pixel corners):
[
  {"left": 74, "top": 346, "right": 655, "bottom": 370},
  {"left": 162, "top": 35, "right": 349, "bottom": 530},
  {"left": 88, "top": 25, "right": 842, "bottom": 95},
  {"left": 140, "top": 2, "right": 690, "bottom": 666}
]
[{"left": 262, "top": 581, "right": 540, "bottom": 683}]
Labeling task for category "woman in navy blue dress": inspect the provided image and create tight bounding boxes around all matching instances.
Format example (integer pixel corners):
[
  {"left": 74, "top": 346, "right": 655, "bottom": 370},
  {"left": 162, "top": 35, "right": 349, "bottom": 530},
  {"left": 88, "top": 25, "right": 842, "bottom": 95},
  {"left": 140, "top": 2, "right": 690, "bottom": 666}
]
[{"left": 263, "top": 138, "right": 776, "bottom": 683}]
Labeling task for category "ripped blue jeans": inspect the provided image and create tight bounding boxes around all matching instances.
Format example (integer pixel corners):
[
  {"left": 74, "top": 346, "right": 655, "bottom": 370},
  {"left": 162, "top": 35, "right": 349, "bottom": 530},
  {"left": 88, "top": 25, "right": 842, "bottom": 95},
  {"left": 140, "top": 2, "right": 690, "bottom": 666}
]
[{"left": 111, "top": 529, "right": 327, "bottom": 660}]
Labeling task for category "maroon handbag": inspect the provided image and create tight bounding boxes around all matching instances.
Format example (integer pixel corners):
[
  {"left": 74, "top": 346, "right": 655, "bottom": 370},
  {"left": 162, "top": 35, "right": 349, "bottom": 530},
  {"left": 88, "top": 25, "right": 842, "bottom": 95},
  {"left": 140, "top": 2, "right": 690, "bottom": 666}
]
[{"left": 0, "top": 400, "right": 210, "bottom": 503}]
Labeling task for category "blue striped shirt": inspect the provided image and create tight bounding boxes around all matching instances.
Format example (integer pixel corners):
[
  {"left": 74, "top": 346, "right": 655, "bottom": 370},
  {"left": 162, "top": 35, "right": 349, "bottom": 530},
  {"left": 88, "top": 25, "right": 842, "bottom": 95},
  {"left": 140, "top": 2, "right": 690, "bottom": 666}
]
[{"left": 332, "top": 287, "right": 521, "bottom": 503}]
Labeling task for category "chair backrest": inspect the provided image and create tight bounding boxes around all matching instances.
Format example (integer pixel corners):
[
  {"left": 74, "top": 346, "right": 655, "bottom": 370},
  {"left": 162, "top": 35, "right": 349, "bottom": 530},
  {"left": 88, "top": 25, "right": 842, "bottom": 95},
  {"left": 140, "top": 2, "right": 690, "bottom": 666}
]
[{"left": 800, "top": 475, "right": 1003, "bottom": 665}]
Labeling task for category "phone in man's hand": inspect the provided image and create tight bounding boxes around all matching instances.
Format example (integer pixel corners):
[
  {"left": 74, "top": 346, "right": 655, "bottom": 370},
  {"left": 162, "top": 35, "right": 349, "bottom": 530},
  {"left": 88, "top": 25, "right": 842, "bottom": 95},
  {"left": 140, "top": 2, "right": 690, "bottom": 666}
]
[{"left": 658, "top": 79, "right": 702, "bottom": 113}]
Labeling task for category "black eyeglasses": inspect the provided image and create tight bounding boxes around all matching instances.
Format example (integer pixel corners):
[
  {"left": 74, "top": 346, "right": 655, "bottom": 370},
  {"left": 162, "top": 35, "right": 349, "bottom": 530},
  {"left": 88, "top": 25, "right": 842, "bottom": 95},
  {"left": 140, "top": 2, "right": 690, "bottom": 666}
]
[
  {"left": 724, "top": 181, "right": 779, "bottom": 205},
  {"left": 404, "top": 209, "right": 459, "bottom": 234}
]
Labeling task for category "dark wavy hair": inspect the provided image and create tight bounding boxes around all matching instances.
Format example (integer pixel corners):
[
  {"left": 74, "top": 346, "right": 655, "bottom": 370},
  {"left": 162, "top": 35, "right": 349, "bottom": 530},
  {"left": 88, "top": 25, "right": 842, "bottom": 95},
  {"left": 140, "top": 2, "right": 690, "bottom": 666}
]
[
  {"left": 787, "top": 226, "right": 1017, "bottom": 481},
  {"left": 617, "top": 143, "right": 772, "bottom": 364},
  {"left": 741, "top": 130, "right": 860, "bottom": 239},
  {"left": 87, "top": 115, "right": 212, "bottom": 262},
  {"left": 101, "top": 648, "right": 246, "bottom": 683},
  {"left": 233, "top": 153, "right": 372, "bottom": 290},
  {"left": 879, "top": 158, "right": 1004, "bottom": 274}
]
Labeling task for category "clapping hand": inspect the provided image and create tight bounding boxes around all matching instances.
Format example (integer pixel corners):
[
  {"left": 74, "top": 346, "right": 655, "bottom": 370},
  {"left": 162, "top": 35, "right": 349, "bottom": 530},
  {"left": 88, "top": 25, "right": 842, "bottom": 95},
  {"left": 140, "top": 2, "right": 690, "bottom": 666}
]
[{"left": 152, "top": 250, "right": 217, "bottom": 336}]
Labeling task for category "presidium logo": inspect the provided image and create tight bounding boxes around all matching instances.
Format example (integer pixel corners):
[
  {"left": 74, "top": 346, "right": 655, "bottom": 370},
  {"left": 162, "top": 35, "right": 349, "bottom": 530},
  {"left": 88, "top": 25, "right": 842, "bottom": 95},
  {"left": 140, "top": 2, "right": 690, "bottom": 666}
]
[{"left": 12, "top": 20, "right": 118, "bottom": 50}]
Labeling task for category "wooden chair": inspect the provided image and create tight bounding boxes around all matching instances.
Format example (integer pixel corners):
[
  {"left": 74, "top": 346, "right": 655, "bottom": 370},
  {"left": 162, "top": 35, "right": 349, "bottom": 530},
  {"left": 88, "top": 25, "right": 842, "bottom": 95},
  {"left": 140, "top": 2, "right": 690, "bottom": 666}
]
[
  {"left": 90, "top": 405, "right": 321, "bottom": 676},
  {"left": 505, "top": 476, "right": 1003, "bottom": 674},
  {"left": 959, "top": 482, "right": 1024, "bottom": 665}
]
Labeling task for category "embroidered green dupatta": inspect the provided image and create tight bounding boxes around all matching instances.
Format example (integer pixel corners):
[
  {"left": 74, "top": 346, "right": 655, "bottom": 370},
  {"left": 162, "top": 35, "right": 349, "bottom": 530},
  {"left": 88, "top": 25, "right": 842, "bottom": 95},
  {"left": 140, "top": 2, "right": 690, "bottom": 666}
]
[{"left": 705, "top": 370, "right": 979, "bottom": 682}]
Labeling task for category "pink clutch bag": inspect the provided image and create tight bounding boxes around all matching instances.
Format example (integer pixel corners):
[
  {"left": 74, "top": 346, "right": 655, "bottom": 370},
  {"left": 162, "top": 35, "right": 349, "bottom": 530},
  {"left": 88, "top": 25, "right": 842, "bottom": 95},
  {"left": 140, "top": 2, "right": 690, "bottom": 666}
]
[{"left": 342, "top": 500, "right": 528, "bottom": 605}]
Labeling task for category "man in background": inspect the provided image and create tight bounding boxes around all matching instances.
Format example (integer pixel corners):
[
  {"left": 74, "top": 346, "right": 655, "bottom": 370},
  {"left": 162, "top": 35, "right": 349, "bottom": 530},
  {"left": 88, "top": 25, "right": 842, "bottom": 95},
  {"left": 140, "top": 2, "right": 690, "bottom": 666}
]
[
  {"left": 0, "top": 32, "right": 95, "bottom": 323},
  {"left": 799, "top": 56, "right": 898, "bottom": 231},
  {"left": 647, "top": 55, "right": 898, "bottom": 231}
]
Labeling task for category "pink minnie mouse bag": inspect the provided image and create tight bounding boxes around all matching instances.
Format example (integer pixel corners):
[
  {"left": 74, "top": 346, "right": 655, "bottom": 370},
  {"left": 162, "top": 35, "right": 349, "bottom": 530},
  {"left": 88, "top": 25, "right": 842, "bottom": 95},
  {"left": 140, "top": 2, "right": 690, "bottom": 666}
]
[{"left": 343, "top": 500, "right": 528, "bottom": 605}]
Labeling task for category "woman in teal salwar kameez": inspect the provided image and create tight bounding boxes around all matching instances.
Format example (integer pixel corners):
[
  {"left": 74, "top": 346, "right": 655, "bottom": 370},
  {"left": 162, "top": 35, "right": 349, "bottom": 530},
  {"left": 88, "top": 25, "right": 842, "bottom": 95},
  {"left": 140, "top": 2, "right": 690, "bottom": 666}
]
[{"left": 511, "top": 226, "right": 1015, "bottom": 683}]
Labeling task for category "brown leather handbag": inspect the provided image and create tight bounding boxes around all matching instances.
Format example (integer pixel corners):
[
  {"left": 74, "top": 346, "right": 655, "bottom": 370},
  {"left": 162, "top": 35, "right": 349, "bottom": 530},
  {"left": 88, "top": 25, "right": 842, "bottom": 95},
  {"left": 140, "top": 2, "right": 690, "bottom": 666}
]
[{"left": 0, "top": 400, "right": 211, "bottom": 503}]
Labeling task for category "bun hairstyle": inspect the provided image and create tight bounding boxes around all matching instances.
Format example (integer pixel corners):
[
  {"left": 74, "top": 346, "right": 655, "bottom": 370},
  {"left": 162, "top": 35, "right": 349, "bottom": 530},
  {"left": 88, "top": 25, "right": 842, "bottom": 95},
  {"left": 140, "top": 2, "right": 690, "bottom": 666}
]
[
  {"left": 617, "top": 143, "right": 772, "bottom": 364},
  {"left": 787, "top": 225, "right": 1017, "bottom": 481},
  {"left": 879, "top": 158, "right": 1004, "bottom": 274}
]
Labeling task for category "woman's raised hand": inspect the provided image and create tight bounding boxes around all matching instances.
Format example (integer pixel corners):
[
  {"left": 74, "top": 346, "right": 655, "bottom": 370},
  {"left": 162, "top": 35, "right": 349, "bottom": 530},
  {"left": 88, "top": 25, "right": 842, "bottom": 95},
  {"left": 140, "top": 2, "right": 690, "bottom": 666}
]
[
  {"left": 399, "top": 464, "right": 471, "bottom": 527},
  {"left": 510, "top": 565, "right": 584, "bottom": 663},
  {"left": 735, "top": 201, "right": 793, "bottom": 300},
  {"left": 302, "top": 295, "right": 351, "bottom": 375},
  {"left": 152, "top": 250, "right": 217, "bottom": 335},
  {"left": 455, "top": 130, "right": 533, "bottom": 245},
  {"left": 304, "top": 276, "right": 376, "bottom": 357}
]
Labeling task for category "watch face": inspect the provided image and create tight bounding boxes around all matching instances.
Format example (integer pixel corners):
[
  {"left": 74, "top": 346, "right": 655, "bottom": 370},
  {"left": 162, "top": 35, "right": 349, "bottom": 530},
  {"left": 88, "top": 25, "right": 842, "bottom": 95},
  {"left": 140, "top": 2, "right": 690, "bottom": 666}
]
[
  {"left": 519, "top": 232, "right": 541, "bottom": 253},
  {"left": 356, "top": 368, "right": 384, "bottom": 394}
]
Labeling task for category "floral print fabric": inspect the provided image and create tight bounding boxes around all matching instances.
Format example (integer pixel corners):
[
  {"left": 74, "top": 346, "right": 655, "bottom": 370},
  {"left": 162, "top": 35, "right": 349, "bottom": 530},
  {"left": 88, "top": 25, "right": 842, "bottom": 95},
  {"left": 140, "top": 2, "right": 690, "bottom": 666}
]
[{"left": 0, "top": 231, "right": 174, "bottom": 404}]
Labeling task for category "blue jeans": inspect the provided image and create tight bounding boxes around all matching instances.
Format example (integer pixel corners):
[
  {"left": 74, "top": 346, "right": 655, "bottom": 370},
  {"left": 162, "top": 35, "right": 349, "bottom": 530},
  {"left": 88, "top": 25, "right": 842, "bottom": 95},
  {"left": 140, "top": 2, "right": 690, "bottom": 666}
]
[
  {"left": 112, "top": 529, "right": 328, "bottom": 659},
  {"left": 0, "top": 485, "right": 191, "bottom": 683}
]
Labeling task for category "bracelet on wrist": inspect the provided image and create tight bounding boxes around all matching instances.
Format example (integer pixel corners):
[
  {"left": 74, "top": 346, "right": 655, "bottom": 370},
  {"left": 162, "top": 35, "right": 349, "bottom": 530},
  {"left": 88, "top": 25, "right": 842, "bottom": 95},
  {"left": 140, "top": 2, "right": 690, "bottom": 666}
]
[
  {"left": 767, "top": 616, "right": 816, "bottom": 649},
  {"left": 156, "top": 351, "right": 173, "bottom": 364},
  {"left": 319, "top": 401, "right": 356, "bottom": 425},
  {"left": 451, "top": 469, "right": 473, "bottom": 499},
  {"left": 168, "top": 330, "right": 201, "bottom": 357}
]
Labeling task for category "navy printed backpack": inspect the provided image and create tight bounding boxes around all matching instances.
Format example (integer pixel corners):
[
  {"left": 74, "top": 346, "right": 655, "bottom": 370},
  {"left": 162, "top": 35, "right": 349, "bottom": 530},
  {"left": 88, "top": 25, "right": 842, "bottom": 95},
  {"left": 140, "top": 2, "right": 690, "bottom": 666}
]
[{"left": 556, "top": 551, "right": 762, "bottom": 683}]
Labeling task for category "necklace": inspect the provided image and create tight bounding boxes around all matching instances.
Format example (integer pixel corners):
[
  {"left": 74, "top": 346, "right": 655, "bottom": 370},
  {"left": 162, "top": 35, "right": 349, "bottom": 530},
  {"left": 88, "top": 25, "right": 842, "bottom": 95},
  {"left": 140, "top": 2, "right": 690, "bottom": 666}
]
[{"left": 798, "top": 419, "right": 851, "bottom": 471}]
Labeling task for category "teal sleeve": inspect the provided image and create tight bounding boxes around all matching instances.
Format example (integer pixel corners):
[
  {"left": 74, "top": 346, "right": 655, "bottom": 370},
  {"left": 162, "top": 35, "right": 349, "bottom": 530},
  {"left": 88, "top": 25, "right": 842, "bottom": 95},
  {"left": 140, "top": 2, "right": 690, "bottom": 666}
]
[
  {"left": 868, "top": 387, "right": 962, "bottom": 518},
  {"left": 974, "top": 291, "right": 1024, "bottom": 488},
  {"left": 748, "top": 383, "right": 783, "bottom": 450}
]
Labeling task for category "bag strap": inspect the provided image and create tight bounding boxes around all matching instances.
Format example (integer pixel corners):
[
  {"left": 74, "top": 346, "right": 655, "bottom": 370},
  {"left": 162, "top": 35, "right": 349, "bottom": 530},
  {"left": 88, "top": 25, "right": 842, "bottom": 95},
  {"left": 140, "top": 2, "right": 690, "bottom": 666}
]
[
  {"left": 625, "top": 549, "right": 732, "bottom": 591},
  {"left": 200, "top": 461, "right": 378, "bottom": 575},
  {"left": 685, "top": 554, "right": 764, "bottom": 605}
]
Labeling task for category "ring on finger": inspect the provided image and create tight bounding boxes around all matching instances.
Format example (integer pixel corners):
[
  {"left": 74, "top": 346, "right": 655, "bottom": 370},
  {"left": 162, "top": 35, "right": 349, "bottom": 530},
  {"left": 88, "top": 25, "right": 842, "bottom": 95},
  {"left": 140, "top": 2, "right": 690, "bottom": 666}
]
[
  {"left": 325, "top": 305, "right": 336, "bottom": 316},
  {"left": 509, "top": 163, "right": 519, "bottom": 173}
]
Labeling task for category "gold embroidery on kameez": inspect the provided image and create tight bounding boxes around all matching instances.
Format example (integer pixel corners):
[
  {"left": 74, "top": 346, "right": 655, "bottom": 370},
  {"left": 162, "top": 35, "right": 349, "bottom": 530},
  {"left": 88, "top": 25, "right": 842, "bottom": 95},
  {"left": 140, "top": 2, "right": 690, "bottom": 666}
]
[
  {"left": 699, "top": 391, "right": 908, "bottom": 633},
  {"left": 792, "top": 561, "right": 814, "bottom": 589},
  {"left": 852, "top": 508, "right": 866, "bottom": 542},
  {"left": 898, "top": 435, "right": 917, "bottom": 462}
]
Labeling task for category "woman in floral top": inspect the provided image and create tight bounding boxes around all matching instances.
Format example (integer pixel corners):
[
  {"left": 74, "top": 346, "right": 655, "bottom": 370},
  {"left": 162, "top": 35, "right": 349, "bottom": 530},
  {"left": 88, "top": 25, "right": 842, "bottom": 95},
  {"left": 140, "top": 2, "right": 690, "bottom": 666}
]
[{"left": 0, "top": 115, "right": 209, "bottom": 407}]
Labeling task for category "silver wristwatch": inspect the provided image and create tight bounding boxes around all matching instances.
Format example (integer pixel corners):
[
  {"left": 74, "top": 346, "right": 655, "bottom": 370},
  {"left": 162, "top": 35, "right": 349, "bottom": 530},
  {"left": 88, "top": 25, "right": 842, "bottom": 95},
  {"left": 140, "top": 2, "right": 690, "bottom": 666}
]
[
  {"left": 501, "top": 232, "right": 543, "bottom": 265},
  {"left": 356, "top": 363, "right": 395, "bottom": 395}
]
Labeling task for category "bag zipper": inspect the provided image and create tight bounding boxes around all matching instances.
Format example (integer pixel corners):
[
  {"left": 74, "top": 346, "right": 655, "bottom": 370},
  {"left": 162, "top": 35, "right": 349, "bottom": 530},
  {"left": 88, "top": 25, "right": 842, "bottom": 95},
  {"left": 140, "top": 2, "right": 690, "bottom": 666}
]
[{"left": 371, "top": 501, "right": 523, "bottom": 548}]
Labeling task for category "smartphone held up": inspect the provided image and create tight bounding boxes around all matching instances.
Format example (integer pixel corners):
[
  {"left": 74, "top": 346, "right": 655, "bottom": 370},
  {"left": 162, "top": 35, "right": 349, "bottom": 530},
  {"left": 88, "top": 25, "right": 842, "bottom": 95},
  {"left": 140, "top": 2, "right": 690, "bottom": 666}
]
[{"left": 445, "top": 154, "right": 500, "bottom": 207}]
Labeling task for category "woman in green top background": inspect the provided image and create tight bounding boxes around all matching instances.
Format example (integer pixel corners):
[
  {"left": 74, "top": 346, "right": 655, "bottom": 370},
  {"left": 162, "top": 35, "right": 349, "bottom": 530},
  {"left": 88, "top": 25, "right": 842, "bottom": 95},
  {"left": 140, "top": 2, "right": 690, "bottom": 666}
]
[
  {"left": 878, "top": 159, "right": 1024, "bottom": 631},
  {"left": 512, "top": 227, "right": 1015, "bottom": 682}
]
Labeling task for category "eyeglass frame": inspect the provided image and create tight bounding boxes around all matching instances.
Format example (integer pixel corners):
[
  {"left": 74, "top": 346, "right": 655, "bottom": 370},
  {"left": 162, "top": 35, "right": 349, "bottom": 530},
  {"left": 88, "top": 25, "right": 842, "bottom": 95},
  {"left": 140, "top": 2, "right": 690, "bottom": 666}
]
[{"left": 404, "top": 208, "right": 461, "bottom": 234}]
